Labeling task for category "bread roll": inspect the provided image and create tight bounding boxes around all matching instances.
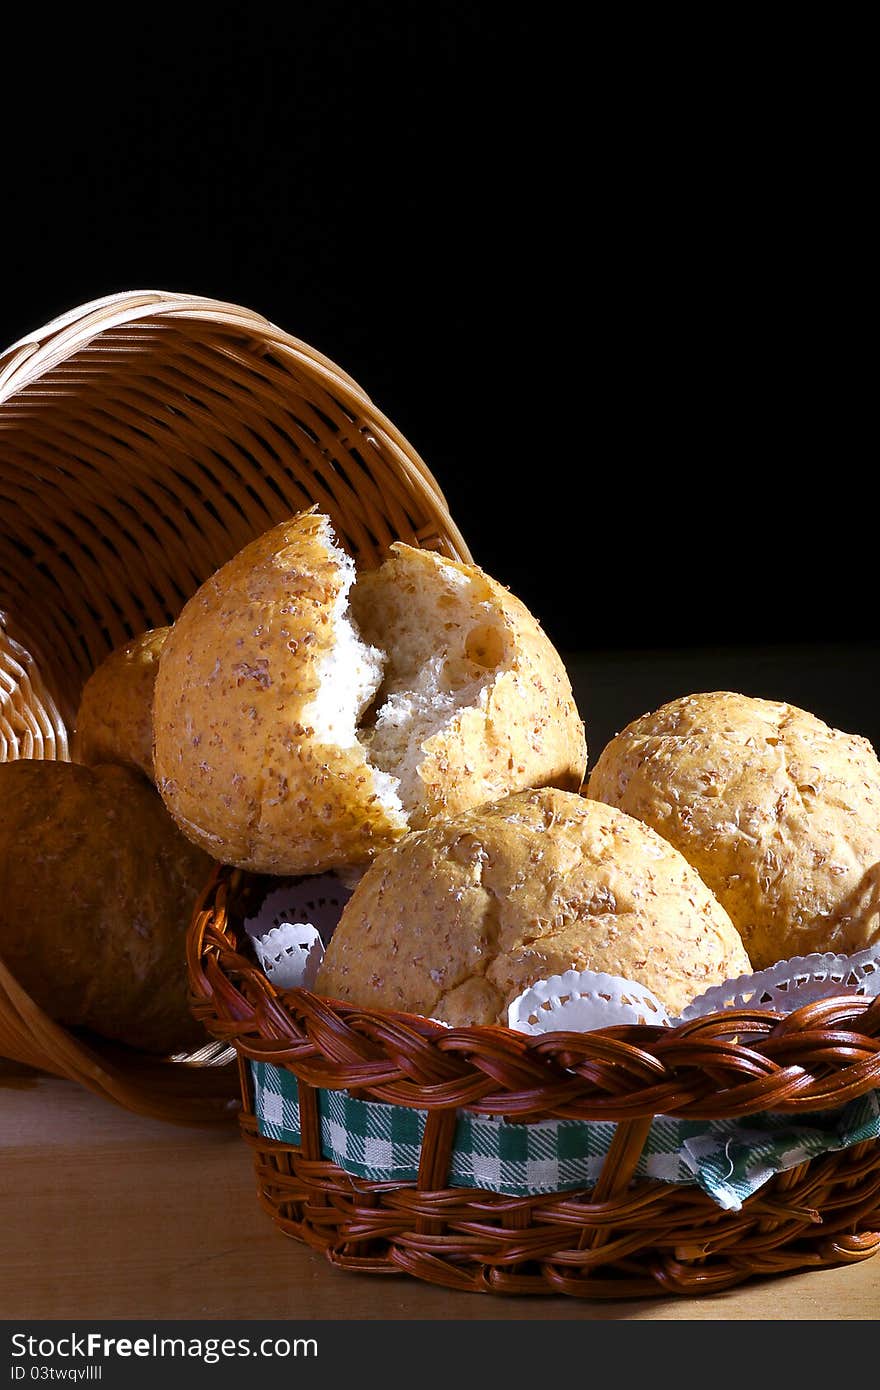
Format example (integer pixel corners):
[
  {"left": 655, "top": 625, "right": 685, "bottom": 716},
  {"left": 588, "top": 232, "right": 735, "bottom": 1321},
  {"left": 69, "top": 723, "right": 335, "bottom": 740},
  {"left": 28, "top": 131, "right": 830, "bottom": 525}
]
[
  {"left": 587, "top": 691, "right": 880, "bottom": 968},
  {"left": 316, "top": 787, "right": 751, "bottom": 1021},
  {"left": 153, "top": 510, "right": 586, "bottom": 875},
  {"left": 0, "top": 760, "right": 213, "bottom": 1053},
  {"left": 74, "top": 627, "right": 169, "bottom": 779}
]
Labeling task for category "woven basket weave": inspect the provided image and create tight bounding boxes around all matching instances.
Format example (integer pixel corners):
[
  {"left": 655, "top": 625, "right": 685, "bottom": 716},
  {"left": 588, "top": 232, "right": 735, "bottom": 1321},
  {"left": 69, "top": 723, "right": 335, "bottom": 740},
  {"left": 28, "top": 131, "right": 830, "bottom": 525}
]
[
  {"left": 0, "top": 290, "right": 470, "bottom": 1124},
  {"left": 190, "top": 869, "right": 880, "bottom": 1297}
]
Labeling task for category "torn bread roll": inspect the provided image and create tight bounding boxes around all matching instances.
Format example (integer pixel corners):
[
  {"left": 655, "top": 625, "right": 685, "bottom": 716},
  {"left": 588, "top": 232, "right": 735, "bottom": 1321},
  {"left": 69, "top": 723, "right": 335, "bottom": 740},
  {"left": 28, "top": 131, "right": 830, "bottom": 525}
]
[
  {"left": 587, "top": 691, "right": 880, "bottom": 968},
  {"left": 153, "top": 511, "right": 586, "bottom": 874},
  {"left": 315, "top": 787, "right": 751, "bottom": 1021},
  {"left": 74, "top": 626, "right": 169, "bottom": 779}
]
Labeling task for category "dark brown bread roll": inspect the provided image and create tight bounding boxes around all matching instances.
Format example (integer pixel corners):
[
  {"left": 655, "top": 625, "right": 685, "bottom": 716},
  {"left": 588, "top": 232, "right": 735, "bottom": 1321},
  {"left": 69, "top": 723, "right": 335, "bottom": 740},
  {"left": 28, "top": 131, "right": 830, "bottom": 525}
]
[{"left": 0, "top": 759, "right": 213, "bottom": 1053}]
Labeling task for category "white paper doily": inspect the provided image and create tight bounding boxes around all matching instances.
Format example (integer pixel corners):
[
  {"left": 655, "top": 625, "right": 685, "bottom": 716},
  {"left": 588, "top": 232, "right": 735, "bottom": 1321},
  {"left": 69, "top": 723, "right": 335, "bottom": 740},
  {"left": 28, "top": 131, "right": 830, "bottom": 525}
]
[
  {"left": 508, "top": 970, "right": 671, "bottom": 1035},
  {"left": 678, "top": 945, "right": 880, "bottom": 1023},
  {"left": 505, "top": 945, "right": 880, "bottom": 1037},
  {"left": 244, "top": 874, "right": 354, "bottom": 946},
  {"left": 244, "top": 872, "right": 356, "bottom": 990},
  {"left": 252, "top": 922, "right": 325, "bottom": 990}
]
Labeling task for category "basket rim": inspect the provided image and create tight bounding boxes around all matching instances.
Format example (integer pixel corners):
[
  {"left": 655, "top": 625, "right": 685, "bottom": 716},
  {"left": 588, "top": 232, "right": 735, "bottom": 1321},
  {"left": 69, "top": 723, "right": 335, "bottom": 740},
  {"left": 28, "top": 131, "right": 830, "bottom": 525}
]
[
  {"left": 0, "top": 289, "right": 362, "bottom": 397},
  {"left": 188, "top": 867, "right": 880, "bottom": 1125}
]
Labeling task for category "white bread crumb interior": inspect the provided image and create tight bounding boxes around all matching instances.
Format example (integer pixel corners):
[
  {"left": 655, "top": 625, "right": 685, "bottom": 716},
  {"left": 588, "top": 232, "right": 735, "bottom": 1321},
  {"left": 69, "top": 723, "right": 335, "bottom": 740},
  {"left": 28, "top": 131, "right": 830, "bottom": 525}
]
[
  {"left": 306, "top": 522, "right": 508, "bottom": 825},
  {"left": 353, "top": 559, "right": 508, "bottom": 815}
]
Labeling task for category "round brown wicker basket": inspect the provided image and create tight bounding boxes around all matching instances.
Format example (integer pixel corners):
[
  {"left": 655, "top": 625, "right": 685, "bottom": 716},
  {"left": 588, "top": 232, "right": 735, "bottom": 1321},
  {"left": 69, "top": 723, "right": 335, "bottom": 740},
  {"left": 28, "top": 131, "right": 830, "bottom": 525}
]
[
  {"left": 0, "top": 290, "right": 470, "bottom": 1125},
  {"left": 190, "top": 868, "right": 880, "bottom": 1298}
]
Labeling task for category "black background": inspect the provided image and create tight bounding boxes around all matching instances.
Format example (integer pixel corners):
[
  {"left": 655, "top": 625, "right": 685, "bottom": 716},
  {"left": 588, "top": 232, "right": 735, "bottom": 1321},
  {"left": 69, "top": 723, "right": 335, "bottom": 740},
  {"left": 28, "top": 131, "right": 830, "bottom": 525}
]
[{"left": 3, "top": 10, "right": 874, "bottom": 740}]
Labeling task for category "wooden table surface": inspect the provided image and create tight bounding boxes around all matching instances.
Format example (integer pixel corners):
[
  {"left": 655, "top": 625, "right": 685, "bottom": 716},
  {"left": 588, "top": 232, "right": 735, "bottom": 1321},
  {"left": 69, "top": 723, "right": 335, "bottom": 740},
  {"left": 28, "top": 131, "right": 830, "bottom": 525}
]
[{"left": 1, "top": 1061, "right": 877, "bottom": 1322}]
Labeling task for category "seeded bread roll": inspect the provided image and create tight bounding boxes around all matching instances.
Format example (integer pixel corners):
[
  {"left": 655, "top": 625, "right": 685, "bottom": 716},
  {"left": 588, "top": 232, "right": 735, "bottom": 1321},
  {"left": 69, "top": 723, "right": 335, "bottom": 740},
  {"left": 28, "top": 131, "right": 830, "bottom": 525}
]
[
  {"left": 0, "top": 760, "right": 212, "bottom": 1053},
  {"left": 587, "top": 691, "right": 880, "bottom": 968},
  {"left": 316, "top": 787, "right": 751, "bottom": 1021},
  {"left": 74, "top": 627, "right": 169, "bottom": 779},
  {"left": 153, "top": 510, "right": 587, "bottom": 875}
]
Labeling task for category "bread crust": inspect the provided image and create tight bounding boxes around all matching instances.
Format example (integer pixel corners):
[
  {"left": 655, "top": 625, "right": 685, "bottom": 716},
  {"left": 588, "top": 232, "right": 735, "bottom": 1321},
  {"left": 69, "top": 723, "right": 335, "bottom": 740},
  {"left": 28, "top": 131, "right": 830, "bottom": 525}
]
[
  {"left": 153, "top": 511, "right": 406, "bottom": 874},
  {"left": 316, "top": 787, "right": 751, "bottom": 1021},
  {"left": 0, "top": 760, "right": 212, "bottom": 1053},
  {"left": 587, "top": 691, "right": 880, "bottom": 967},
  {"left": 74, "top": 626, "right": 169, "bottom": 779}
]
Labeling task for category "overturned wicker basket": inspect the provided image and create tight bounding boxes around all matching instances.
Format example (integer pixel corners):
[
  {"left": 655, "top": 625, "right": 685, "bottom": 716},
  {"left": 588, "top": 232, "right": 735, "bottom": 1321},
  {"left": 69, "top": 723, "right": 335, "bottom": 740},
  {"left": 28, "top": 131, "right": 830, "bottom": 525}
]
[
  {"left": 0, "top": 290, "right": 469, "bottom": 1124},
  {"left": 190, "top": 868, "right": 880, "bottom": 1297}
]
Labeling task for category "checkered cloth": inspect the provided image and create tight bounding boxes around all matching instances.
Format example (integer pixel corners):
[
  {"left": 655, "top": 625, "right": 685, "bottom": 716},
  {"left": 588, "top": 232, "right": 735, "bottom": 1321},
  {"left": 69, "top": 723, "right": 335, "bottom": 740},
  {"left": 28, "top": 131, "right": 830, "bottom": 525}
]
[{"left": 250, "top": 1061, "right": 880, "bottom": 1211}]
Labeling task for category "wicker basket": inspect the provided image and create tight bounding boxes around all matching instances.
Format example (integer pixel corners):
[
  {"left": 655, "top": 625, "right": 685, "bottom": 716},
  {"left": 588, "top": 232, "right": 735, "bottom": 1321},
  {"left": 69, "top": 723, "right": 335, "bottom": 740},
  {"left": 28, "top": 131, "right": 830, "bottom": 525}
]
[
  {"left": 189, "top": 868, "right": 880, "bottom": 1297},
  {"left": 0, "top": 290, "right": 469, "bottom": 1124}
]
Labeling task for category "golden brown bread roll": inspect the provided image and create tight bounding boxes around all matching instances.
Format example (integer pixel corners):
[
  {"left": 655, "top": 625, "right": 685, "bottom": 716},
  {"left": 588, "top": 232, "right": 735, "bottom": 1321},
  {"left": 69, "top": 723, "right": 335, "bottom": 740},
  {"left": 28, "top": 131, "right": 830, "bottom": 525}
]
[
  {"left": 587, "top": 691, "right": 880, "bottom": 968},
  {"left": 153, "top": 510, "right": 586, "bottom": 875},
  {"left": 316, "top": 787, "right": 751, "bottom": 1020},
  {"left": 0, "top": 759, "right": 213, "bottom": 1053},
  {"left": 74, "top": 627, "right": 169, "bottom": 779}
]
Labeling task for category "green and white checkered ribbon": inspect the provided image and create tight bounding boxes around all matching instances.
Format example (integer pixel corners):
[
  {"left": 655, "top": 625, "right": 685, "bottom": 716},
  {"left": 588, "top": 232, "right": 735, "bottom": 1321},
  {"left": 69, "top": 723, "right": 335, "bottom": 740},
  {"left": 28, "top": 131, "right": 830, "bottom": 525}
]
[{"left": 249, "top": 1060, "right": 880, "bottom": 1212}]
